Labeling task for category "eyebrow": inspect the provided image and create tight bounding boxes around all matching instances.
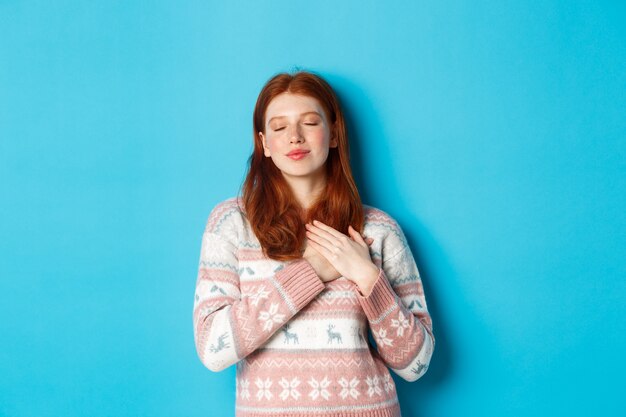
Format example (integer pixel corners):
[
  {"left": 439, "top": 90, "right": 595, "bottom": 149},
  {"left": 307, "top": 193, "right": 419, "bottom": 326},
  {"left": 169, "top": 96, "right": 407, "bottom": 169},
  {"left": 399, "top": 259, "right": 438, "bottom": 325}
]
[{"left": 267, "top": 111, "right": 322, "bottom": 125}]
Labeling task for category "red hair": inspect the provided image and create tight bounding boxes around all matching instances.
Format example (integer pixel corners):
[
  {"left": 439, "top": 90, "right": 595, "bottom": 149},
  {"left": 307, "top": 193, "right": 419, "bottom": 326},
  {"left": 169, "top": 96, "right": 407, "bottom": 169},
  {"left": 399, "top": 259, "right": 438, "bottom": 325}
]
[{"left": 239, "top": 70, "right": 364, "bottom": 261}]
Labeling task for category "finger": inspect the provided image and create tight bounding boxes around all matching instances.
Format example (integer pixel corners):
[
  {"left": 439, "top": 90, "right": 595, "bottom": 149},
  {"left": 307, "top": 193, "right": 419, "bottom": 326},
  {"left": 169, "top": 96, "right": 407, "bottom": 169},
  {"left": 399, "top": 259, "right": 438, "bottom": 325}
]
[
  {"left": 308, "top": 239, "right": 336, "bottom": 262},
  {"left": 306, "top": 222, "right": 345, "bottom": 247},
  {"left": 348, "top": 225, "right": 367, "bottom": 247},
  {"left": 311, "top": 220, "right": 346, "bottom": 241},
  {"left": 365, "top": 237, "right": 374, "bottom": 246},
  {"left": 305, "top": 224, "right": 337, "bottom": 249},
  {"left": 306, "top": 228, "right": 339, "bottom": 254}
]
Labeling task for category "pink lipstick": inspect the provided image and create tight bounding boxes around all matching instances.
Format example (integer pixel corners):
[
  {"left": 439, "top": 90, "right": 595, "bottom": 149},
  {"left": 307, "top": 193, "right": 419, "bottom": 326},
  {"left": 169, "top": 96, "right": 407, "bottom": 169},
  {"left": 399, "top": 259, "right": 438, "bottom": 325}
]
[{"left": 286, "top": 150, "right": 310, "bottom": 160}]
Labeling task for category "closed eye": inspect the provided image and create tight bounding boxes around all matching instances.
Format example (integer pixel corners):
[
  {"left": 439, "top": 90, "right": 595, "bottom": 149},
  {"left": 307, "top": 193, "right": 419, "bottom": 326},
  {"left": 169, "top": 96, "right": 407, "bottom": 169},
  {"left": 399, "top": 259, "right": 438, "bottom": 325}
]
[{"left": 273, "top": 127, "right": 286, "bottom": 131}]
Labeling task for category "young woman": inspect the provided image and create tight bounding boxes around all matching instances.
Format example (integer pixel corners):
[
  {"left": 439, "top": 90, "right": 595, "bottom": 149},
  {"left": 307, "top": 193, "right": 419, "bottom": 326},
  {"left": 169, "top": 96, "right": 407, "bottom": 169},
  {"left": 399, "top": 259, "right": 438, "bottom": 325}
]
[{"left": 193, "top": 71, "right": 435, "bottom": 417}]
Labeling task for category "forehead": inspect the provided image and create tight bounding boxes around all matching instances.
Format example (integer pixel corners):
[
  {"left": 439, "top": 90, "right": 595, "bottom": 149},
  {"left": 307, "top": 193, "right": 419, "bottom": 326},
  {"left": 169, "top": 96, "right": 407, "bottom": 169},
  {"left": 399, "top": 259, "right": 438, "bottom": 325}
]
[{"left": 265, "top": 93, "right": 325, "bottom": 122}]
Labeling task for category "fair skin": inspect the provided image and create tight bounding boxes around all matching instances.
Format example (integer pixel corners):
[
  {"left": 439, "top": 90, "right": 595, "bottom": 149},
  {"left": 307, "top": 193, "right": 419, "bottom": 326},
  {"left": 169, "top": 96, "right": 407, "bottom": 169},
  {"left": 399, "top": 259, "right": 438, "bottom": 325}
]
[
  {"left": 259, "top": 92, "right": 379, "bottom": 296},
  {"left": 259, "top": 93, "right": 337, "bottom": 209}
]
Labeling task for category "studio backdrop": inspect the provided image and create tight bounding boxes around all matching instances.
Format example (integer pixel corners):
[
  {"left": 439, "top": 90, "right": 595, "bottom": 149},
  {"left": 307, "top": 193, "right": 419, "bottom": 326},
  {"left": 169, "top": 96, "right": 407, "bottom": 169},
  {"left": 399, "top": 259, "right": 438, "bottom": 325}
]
[{"left": 0, "top": 1, "right": 624, "bottom": 416}]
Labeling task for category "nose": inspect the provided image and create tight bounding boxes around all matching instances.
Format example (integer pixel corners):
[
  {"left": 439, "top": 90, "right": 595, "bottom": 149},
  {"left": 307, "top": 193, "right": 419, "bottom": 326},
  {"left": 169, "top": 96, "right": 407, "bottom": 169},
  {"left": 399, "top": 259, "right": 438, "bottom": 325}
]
[{"left": 288, "top": 125, "right": 304, "bottom": 143}]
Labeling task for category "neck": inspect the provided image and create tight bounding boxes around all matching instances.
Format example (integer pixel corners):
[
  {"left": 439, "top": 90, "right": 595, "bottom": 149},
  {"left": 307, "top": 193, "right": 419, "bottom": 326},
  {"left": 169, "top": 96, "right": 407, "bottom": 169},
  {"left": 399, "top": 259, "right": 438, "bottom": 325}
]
[{"left": 282, "top": 171, "right": 327, "bottom": 210}]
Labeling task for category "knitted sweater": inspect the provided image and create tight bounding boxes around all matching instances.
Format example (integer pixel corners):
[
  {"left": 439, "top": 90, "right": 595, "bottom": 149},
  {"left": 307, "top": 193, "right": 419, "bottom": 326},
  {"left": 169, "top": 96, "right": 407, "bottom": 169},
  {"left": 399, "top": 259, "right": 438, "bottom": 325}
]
[{"left": 193, "top": 197, "right": 435, "bottom": 417}]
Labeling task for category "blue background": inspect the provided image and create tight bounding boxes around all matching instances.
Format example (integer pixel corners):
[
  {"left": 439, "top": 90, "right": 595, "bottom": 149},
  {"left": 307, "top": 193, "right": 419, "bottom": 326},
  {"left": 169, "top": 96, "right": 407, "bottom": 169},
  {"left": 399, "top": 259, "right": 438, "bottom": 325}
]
[{"left": 1, "top": 1, "right": 624, "bottom": 416}]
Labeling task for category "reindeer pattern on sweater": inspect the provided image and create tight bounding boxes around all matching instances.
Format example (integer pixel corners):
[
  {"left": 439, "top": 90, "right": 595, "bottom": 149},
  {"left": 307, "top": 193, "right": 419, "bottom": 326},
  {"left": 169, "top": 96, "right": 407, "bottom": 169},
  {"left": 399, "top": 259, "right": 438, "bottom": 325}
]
[{"left": 193, "top": 197, "right": 435, "bottom": 417}]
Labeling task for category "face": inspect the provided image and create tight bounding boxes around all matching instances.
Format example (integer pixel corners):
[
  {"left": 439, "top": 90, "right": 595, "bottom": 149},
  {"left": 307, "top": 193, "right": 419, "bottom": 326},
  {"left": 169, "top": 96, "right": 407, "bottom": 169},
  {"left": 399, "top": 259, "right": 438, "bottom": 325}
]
[{"left": 259, "top": 93, "right": 337, "bottom": 181}]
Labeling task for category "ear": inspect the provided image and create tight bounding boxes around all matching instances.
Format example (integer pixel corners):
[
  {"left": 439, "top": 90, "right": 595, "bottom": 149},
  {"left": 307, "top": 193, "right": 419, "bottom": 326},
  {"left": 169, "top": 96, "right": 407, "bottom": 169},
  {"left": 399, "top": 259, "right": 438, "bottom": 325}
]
[
  {"left": 259, "top": 132, "right": 271, "bottom": 157},
  {"left": 329, "top": 124, "right": 338, "bottom": 148}
]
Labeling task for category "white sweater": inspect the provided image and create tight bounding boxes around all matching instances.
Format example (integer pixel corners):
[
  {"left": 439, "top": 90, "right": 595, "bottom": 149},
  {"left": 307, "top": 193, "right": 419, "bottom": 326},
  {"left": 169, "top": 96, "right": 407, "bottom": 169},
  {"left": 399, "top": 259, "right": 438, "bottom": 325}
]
[{"left": 193, "top": 197, "right": 435, "bottom": 417}]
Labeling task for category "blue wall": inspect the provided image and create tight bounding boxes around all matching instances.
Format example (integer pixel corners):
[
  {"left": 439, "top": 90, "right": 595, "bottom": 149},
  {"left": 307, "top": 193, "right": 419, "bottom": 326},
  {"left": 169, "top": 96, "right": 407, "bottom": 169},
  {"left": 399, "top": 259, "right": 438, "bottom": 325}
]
[{"left": 1, "top": 1, "right": 624, "bottom": 416}]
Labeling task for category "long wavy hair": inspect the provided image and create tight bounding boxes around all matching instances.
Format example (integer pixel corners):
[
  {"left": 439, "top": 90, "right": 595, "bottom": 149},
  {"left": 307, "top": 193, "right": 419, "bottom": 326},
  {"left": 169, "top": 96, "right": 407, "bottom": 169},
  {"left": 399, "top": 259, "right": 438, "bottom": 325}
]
[{"left": 239, "top": 70, "right": 364, "bottom": 261}]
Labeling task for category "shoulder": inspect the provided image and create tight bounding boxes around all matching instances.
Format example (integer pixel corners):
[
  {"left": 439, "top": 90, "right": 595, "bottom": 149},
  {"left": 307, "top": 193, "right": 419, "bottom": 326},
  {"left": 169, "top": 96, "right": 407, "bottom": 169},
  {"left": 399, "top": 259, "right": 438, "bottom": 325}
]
[
  {"left": 363, "top": 204, "right": 404, "bottom": 239},
  {"left": 363, "top": 204, "right": 409, "bottom": 260},
  {"left": 204, "top": 196, "right": 247, "bottom": 238}
]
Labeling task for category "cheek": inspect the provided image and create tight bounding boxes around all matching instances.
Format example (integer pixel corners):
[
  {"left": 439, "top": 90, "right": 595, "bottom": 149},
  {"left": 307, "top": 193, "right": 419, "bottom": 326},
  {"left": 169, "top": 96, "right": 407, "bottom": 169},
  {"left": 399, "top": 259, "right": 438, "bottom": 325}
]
[
  {"left": 265, "top": 135, "right": 283, "bottom": 152},
  {"left": 310, "top": 130, "right": 330, "bottom": 146}
]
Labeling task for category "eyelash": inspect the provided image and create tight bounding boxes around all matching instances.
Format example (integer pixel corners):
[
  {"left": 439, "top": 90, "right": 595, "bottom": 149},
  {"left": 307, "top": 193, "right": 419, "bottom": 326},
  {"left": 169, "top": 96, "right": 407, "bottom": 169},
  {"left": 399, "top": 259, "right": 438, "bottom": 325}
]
[{"left": 273, "top": 122, "right": 318, "bottom": 131}]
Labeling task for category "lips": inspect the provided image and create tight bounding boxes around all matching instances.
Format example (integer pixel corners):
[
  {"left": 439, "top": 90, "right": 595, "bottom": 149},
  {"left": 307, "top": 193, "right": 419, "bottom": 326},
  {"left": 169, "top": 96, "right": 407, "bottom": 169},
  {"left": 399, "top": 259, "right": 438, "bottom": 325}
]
[{"left": 286, "top": 150, "right": 310, "bottom": 160}]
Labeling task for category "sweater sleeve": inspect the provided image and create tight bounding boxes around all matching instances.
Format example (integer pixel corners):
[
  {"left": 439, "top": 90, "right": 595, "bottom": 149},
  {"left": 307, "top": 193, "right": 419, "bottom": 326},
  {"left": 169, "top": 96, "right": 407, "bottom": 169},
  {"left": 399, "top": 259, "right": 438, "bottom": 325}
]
[
  {"left": 355, "top": 230, "right": 435, "bottom": 382},
  {"left": 193, "top": 206, "right": 326, "bottom": 372}
]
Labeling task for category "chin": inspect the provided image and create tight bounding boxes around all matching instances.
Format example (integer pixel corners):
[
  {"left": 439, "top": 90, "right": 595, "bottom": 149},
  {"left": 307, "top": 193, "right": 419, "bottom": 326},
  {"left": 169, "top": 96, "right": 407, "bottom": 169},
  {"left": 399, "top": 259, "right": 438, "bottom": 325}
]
[
  {"left": 282, "top": 170, "right": 314, "bottom": 178},
  {"left": 281, "top": 166, "right": 325, "bottom": 178}
]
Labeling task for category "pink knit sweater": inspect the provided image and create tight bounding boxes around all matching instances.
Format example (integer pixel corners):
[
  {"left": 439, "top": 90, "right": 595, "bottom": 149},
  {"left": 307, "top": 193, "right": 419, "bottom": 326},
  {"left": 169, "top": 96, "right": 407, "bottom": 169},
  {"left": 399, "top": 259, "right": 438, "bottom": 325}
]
[{"left": 193, "top": 197, "right": 435, "bottom": 417}]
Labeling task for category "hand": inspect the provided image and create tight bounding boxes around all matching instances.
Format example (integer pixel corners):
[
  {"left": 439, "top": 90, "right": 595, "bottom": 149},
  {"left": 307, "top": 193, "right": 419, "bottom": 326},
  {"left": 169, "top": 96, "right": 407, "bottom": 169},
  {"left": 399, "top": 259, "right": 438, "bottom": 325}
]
[
  {"left": 305, "top": 220, "right": 379, "bottom": 292},
  {"left": 303, "top": 239, "right": 341, "bottom": 283}
]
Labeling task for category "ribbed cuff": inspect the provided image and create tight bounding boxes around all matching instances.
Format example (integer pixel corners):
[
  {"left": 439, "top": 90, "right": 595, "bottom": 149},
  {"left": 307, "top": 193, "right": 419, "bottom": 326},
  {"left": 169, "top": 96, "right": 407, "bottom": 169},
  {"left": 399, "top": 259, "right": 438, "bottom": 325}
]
[
  {"left": 274, "top": 259, "right": 325, "bottom": 311},
  {"left": 356, "top": 268, "right": 398, "bottom": 321}
]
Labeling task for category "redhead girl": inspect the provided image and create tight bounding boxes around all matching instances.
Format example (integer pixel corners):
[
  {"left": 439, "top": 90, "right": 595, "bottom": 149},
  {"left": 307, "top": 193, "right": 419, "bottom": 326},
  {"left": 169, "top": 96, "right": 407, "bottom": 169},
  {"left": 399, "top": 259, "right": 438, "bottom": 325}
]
[{"left": 193, "top": 71, "right": 435, "bottom": 417}]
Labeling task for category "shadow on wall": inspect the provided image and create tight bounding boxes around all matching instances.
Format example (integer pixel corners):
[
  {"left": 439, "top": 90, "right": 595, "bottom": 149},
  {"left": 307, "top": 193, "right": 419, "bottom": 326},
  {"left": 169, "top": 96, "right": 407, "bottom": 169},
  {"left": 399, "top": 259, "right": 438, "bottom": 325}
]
[{"left": 328, "top": 71, "right": 455, "bottom": 416}]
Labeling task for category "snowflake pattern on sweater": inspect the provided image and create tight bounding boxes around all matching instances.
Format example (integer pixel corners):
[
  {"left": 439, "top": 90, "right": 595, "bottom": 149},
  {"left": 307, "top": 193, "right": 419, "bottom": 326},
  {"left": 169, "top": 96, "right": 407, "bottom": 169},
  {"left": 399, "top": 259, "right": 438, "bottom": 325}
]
[{"left": 193, "top": 197, "right": 435, "bottom": 417}]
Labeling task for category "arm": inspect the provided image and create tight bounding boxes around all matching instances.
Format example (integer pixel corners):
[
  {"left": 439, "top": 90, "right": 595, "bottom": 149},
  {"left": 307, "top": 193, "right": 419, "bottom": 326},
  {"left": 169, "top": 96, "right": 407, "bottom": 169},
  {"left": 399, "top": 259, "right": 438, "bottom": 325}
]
[
  {"left": 193, "top": 207, "right": 325, "bottom": 372},
  {"left": 356, "top": 239, "right": 435, "bottom": 382}
]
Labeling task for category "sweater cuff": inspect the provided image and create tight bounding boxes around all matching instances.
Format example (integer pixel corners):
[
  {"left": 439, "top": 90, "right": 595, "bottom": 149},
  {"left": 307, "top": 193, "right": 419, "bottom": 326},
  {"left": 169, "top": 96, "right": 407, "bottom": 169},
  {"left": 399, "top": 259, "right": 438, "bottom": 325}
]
[
  {"left": 356, "top": 268, "right": 398, "bottom": 321},
  {"left": 275, "top": 259, "right": 325, "bottom": 311}
]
